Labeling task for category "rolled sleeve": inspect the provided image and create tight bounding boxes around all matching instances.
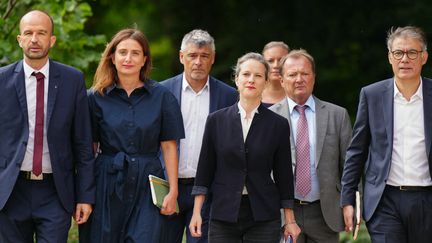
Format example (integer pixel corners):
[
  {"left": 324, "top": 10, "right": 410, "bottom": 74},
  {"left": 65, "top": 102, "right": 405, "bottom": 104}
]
[
  {"left": 281, "top": 199, "right": 294, "bottom": 209},
  {"left": 191, "top": 185, "right": 208, "bottom": 196}
]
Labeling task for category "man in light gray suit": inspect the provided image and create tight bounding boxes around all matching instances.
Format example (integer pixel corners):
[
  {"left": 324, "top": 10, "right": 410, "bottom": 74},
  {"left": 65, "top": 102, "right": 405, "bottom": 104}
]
[{"left": 269, "top": 49, "right": 352, "bottom": 243}]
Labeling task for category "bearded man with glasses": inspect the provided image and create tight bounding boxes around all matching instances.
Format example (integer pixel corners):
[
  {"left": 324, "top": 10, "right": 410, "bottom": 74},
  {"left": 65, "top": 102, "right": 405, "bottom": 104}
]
[{"left": 341, "top": 26, "right": 432, "bottom": 243}]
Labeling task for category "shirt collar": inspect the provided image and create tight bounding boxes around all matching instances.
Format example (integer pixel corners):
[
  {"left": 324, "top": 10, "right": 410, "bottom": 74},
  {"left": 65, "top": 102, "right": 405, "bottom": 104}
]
[
  {"left": 106, "top": 79, "right": 153, "bottom": 95},
  {"left": 182, "top": 73, "right": 209, "bottom": 93},
  {"left": 237, "top": 102, "right": 260, "bottom": 118},
  {"left": 23, "top": 59, "right": 49, "bottom": 79},
  {"left": 287, "top": 95, "right": 315, "bottom": 115},
  {"left": 393, "top": 78, "right": 423, "bottom": 100}
]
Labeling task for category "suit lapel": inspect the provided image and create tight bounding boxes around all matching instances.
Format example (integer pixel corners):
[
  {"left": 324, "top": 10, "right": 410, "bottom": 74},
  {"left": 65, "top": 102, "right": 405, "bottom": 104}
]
[
  {"left": 272, "top": 98, "right": 290, "bottom": 120},
  {"left": 422, "top": 78, "right": 432, "bottom": 159},
  {"left": 314, "top": 97, "right": 328, "bottom": 168},
  {"left": 270, "top": 99, "right": 296, "bottom": 171},
  {"left": 13, "top": 61, "right": 28, "bottom": 120},
  {"left": 209, "top": 77, "right": 218, "bottom": 113},
  {"left": 245, "top": 104, "right": 263, "bottom": 144},
  {"left": 173, "top": 74, "right": 182, "bottom": 104},
  {"left": 229, "top": 104, "right": 247, "bottom": 165},
  {"left": 47, "top": 60, "right": 59, "bottom": 128},
  {"left": 382, "top": 79, "right": 394, "bottom": 147}
]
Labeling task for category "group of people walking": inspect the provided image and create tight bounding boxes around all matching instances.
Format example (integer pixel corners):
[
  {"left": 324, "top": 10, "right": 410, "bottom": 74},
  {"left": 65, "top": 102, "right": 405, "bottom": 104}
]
[{"left": 0, "top": 9, "right": 431, "bottom": 243}]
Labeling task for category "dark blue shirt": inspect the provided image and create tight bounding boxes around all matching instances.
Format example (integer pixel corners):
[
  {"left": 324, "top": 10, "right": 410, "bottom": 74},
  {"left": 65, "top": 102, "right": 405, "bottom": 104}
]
[{"left": 88, "top": 79, "right": 185, "bottom": 155}]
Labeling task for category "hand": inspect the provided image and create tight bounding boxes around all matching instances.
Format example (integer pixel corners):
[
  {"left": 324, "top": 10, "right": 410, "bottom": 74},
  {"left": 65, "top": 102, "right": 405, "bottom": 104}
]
[
  {"left": 160, "top": 191, "right": 177, "bottom": 215},
  {"left": 74, "top": 203, "right": 93, "bottom": 224},
  {"left": 283, "top": 222, "right": 301, "bottom": 243},
  {"left": 343, "top": 205, "right": 354, "bottom": 232},
  {"left": 189, "top": 212, "right": 202, "bottom": 237}
]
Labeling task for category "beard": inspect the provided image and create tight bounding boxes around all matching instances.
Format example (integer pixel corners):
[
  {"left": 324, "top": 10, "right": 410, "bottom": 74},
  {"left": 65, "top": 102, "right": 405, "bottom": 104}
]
[
  {"left": 23, "top": 44, "right": 50, "bottom": 60},
  {"left": 24, "top": 49, "right": 49, "bottom": 60}
]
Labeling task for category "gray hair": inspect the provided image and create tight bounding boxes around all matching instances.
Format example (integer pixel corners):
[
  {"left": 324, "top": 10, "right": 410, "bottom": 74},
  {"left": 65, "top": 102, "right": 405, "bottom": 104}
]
[
  {"left": 279, "top": 49, "right": 316, "bottom": 75},
  {"left": 386, "top": 26, "right": 427, "bottom": 51},
  {"left": 233, "top": 52, "right": 270, "bottom": 81},
  {"left": 262, "top": 41, "right": 290, "bottom": 53},
  {"left": 180, "top": 29, "right": 215, "bottom": 52}
]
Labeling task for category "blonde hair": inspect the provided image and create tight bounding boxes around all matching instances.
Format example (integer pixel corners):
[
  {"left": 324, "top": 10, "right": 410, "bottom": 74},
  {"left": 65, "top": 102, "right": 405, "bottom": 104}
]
[
  {"left": 262, "top": 41, "right": 290, "bottom": 53},
  {"left": 233, "top": 52, "right": 270, "bottom": 81},
  {"left": 279, "top": 48, "right": 315, "bottom": 75}
]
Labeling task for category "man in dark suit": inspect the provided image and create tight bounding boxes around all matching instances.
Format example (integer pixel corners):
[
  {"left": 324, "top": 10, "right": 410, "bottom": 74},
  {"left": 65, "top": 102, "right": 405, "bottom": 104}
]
[
  {"left": 0, "top": 10, "right": 95, "bottom": 243},
  {"left": 269, "top": 49, "right": 352, "bottom": 243},
  {"left": 341, "top": 26, "right": 432, "bottom": 243},
  {"left": 160, "top": 29, "right": 237, "bottom": 243}
]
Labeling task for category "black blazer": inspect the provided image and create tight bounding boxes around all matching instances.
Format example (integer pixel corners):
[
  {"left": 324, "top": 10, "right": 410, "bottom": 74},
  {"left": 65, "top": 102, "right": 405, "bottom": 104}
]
[{"left": 193, "top": 103, "right": 294, "bottom": 222}]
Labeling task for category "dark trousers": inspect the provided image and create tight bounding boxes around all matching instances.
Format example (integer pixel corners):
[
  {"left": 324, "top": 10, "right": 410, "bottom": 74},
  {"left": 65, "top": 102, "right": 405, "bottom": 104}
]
[
  {"left": 293, "top": 201, "right": 338, "bottom": 243},
  {"left": 160, "top": 181, "right": 211, "bottom": 243},
  {"left": 0, "top": 176, "right": 70, "bottom": 243},
  {"left": 367, "top": 185, "right": 432, "bottom": 243},
  {"left": 208, "top": 196, "right": 280, "bottom": 243}
]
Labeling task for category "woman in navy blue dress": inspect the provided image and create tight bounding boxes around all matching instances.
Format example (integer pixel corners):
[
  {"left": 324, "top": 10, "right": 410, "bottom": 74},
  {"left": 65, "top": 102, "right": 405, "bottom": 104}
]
[{"left": 80, "top": 29, "right": 184, "bottom": 242}]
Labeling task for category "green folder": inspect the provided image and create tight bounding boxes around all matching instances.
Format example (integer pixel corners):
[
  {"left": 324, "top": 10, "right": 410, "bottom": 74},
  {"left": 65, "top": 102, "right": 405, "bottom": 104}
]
[{"left": 148, "top": 175, "right": 180, "bottom": 213}]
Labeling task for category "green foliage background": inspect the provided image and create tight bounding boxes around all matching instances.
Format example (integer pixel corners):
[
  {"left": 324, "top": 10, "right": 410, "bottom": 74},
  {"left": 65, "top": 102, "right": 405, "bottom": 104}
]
[{"left": 0, "top": 0, "right": 106, "bottom": 84}]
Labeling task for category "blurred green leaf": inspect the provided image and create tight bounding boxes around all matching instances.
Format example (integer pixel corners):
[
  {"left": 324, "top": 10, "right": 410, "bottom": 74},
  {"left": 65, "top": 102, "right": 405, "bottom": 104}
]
[{"left": 0, "top": 0, "right": 106, "bottom": 87}]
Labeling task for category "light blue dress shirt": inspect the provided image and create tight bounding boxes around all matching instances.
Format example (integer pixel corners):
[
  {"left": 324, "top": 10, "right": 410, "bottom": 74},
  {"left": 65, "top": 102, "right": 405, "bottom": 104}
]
[{"left": 287, "top": 96, "right": 320, "bottom": 202}]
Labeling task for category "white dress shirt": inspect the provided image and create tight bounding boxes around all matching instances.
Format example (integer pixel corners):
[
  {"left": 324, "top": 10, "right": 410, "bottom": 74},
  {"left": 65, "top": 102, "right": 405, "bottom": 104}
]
[
  {"left": 238, "top": 102, "right": 260, "bottom": 194},
  {"left": 237, "top": 103, "right": 259, "bottom": 143},
  {"left": 21, "top": 60, "right": 52, "bottom": 173},
  {"left": 388, "top": 79, "right": 432, "bottom": 186},
  {"left": 178, "top": 74, "right": 210, "bottom": 178}
]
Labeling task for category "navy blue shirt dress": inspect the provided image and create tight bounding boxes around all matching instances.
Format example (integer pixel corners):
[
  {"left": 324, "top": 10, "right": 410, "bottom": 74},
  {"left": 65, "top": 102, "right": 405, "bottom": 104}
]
[{"left": 82, "top": 79, "right": 184, "bottom": 242}]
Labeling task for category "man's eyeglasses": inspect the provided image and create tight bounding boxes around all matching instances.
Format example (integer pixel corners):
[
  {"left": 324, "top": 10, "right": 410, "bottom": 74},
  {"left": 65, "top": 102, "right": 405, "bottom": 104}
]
[{"left": 391, "top": 49, "right": 423, "bottom": 60}]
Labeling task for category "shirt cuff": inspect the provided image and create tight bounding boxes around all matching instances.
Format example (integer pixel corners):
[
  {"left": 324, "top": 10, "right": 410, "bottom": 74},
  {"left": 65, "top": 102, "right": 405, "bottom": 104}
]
[
  {"left": 191, "top": 185, "right": 208, "bottom": 195},
  {"left": 281, "top": 199, "right": 294, "bottom": 209}
]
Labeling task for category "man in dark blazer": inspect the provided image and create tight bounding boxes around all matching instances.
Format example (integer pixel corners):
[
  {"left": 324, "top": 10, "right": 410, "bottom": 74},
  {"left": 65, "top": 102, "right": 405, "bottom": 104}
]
[
  {"left": 270, "top": 49, "right": 352, "bottom": 243},
  {"left": 341, "top": 26, "right": 432, "bottom": 243},
  {"left": 160, "top": 29, "right": 237, "bottom": 243},
  {"left": 0, "top": 10, "right": 94, "bottom": 243}
]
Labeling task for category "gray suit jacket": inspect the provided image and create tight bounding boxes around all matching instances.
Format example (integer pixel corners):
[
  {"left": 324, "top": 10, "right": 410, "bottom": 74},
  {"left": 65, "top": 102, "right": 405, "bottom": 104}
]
[{"left": 269, "top": 96, "right": 352, "bottom": 232}]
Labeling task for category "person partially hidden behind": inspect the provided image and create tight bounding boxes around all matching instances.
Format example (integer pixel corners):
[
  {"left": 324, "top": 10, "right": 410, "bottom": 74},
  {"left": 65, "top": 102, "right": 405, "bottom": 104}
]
[
  {"left": 160, "top": 29, "right": 237, "bottom": 243},
  {"left": 261, "top": 41, "right": 290, "bottom": 107},
  {"left": 341, "top": 26, "right": 432, "bottom": 243},
  {"left": 0, "top": 10, "right": 95, "bottom": 243}
]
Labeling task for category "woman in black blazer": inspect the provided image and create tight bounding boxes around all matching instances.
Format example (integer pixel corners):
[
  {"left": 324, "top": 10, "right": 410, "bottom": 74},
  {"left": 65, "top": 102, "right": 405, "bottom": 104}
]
[{"left": 189, "top": 52, "right": 301, "bottom": 242}]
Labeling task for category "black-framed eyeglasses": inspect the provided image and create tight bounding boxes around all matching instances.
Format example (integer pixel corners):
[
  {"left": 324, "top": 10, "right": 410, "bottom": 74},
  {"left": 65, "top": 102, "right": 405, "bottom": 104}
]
[{"left": 391, "top": 49, "right": 423, "bottom": 60}]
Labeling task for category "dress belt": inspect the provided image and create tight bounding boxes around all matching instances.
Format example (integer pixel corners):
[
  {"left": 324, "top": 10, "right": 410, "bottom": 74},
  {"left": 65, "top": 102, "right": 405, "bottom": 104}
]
[
  {"left": 19, "top": 171, "right": 53, "bottom": 181},
  {"left": 98, "top": 151, "right": 159, "bottom": 199},
  {"left": 387, "top": 185, "right": 432, "bottom": 191},
  {"left": 295, "top": 199, "right": 320, "bottom": 205}
]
